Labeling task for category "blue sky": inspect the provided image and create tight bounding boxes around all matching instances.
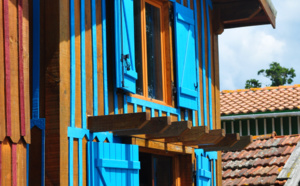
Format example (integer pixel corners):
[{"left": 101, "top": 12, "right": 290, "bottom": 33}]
[{"left": 219, "top": 0, "right": 300, "bottom": 91}]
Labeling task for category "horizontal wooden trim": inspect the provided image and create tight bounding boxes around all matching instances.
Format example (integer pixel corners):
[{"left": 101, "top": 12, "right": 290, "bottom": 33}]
[
  {"left": 182, "top": 129, "right": 225, "bottom": 146},
  {"left": 114, "top": 116, "right": 171, "bottom": 136},
  {"left": 165, "top": 126, "right": 209, "bottom": 143},
  {"left": 146, "top": 121, "right": 192, "bottom": 139},
  {"left": 198, "top": 133, "right": 240, "bottom": 150},
  {"left": 132, "top": 137, "right": 194, "bottom": 154},
  {"left": 88, "top": 112, "right": 151, "bottom": 132}
]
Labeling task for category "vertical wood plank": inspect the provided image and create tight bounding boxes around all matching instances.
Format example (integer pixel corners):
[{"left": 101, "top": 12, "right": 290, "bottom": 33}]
[
  {"left": 12, "top": 143, "right": 17, "bottom": 186},
  {"left": 9, "top": 0, "right": 21, "bottom": 143},
  {"left": 29, "top": 127, "right": 42, "bottom": 186},
  {"left": 3, "top": 0, "right": 12, "bottom": 137},
  {"left": 18, "top": 0, "right": 26, "bottom": 137},
  {"left": 75, "top": 0, "right": 82, "bottom": 128},
  {"left": 0, "top": 0, "right": 6, "bottom": 141},
  {"left": 2, "top": 138, "right": 12, "bottom": 186},
  {"left": 60, "top": 0, "right": 71, "bottom": 184},
  {"left": 23, "top": 0, "right": 31, "bottom": 143},
  {"left": 97, "top": 0, "right": 105, "bottom": 116},
  {"left": 213, "top": 35, "right": 220, "bottom": 130},
  {"left": 85, "top": 0, "right": 93, "bottom": 119},
  {"left": 73, "top": 139, "right": 79, "bottom": 186},
  {"left": 17, "top": 140, "right": 26, "bottom": 186}
]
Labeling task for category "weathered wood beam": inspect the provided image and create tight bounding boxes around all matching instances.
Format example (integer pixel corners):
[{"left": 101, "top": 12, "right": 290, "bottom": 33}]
[
  {"left": 146, "top": 121, "right": 192, "bottom": 139},
  {"left": 114, "top": 116, "right": 171, "bottom": 136},
  {"left": 132, "top": 137, "right": 194, "bottom": 154},
  {"left": 88, "top": 112, "right": 150, "bottom": 132},
  {"left": 182, "top": 129, "right": 226, "bottom": 146},
  {"left": 198, "top": 133, "right": 240, "bottom": 150},
  {"left": 204, "top": 135, "right": 253, "bottom": 152},
  {"left": 164, "top": 126, "right": 209, "bottom": 143}
]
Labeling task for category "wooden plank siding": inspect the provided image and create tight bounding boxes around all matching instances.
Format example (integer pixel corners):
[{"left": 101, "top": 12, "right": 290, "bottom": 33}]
[
  {"left": 0, "top": 0, "right": 30, "bottom": 184},
  {"left": 0, "top": 0, "right": 222, "bottom": 185}
]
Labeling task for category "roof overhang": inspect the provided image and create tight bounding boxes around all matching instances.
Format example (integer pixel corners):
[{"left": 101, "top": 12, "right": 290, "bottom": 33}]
[{"left": 212, "top": 0, "right": 276, "bottom": 33}]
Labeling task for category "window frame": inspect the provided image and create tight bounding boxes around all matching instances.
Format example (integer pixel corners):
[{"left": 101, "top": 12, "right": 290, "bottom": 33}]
[{"left": 130, "top": 0, "right": 173, "bottom": 107}]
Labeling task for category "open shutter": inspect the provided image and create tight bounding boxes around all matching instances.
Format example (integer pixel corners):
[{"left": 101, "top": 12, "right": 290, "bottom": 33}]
[
  {"left": 114, "top": 0, "right": 137, "bottom": 94},
  {"left": 93, "top": 142, "right": 140, "bottom": 186},
  {"left": 174, "top": 3, "right": 198, "bottom": 110},
  {"left": 195, "top": 149, "right": 212, "bottom": 186}
]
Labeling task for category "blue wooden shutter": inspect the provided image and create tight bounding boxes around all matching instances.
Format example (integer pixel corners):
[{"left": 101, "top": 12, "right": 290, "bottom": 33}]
[
  {"left": 114, "top": 0, "right": 137, "bottom": 93},
  {"left": 195, "top": 149, "right": 212, "bottom": 186},
  {"left": 93, "top": 142, "right": 140, "bottom": 186},
  {"left": 174, "top": 3, "right": 198, "bottom": 110}
]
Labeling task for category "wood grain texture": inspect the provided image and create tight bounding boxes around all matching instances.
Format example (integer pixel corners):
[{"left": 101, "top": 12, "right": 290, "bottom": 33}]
[
  {"left": 182, "top": 129, "right": 225, "bottom": 146},
  {"left": 0, "top": 0, "right": 6, "bottom": 141},
  {"left": 22, "top": 0, "right": 31, "bottom": 144},
  {"left": 96, "top": 0, "right": 104, "bottom": 115},
  {"left": 9, "top": 0, "right": 21, "bottom": 143},
  {"left": 213, "top": 34, "right": 220, "bottom": 130},
  {"left": 85, "top": 0, "right": 93, "bottom": 118},
  {"left": 12, "top": 143, "right": 17, "bottom": 186},
  {"left": 88, "top": 112, "right": 151, "bottom": 132},
  {"left": 73, "top": 139, "right": 78, "bottom": 186},
  {"left": 3, "top": 0, "right": 12, "bottom": 137},
  {"left": 199, "top": 133, "right": 240, "bottom": 151},
  {"left": 115, "top": 116, "right": 172, "bottom": 136},
  {"left": 136, "top": 139, "right": 194, "bottom": 154},
  {"left": 18, "top": 0, "right": 26, "bottom": 137},
  {"left": 29, "top": 127, "right": 42, "bottom": 186},
  {"left": 146, "top": 121, "right": 192, "bottom": 139},
  {"left": 2, "top": 138, "right": 12, "bottom": 186},
  {"left": 59, "top": 0, "right": 71, "bottom": 184},
  {"left": 44, "top": 0, "right": 60, "bottom": 184},
  {"left": 75, "top": 0, "right": 82, "bottom": 128},
  {"left": 165, "top": 126, "right": 209, "bottom": 143},
  {"left": 17, "top": 140, "right": 26, "bottom": 186}
]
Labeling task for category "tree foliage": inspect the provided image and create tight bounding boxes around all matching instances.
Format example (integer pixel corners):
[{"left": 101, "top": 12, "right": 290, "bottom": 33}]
[
  {"left": 245, "top": 79, "right": 262, "bottom": 89},
  {"left": 257, "top": 62, "right": 296, "bottom": 86}
]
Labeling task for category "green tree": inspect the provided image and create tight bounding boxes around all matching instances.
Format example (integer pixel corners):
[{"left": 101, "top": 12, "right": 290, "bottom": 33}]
[
  {"left": 245, "top": 79, "right": 262, "bottom": 89},
  {"left": 258, "top": 62, "right": 296, "bottom": 86}
]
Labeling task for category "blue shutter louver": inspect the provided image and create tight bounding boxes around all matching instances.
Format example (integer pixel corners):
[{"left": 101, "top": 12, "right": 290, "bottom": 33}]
[
  {"left": 93, "top": 142, "right": 140, "bottom": 185},
  {"left": 115, "top": 0, "right": 137, "bottom": 94},
  {"left": 195, "top": 149, "right": 214, "bottom": 186},
  {"left": 174, "top": 3, "right": 198, "bottom": 110}
]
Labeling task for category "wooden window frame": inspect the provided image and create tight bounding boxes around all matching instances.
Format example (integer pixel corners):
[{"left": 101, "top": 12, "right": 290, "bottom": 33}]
[{"left": 130, "top": 0, "right": 173, "bottom": 107}]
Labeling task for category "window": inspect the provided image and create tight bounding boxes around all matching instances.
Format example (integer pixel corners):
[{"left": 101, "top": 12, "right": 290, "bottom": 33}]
[
  {"left": 134, "top": 0, "right": 173, "bottom": 105},
  {"left": 114, "top": 0, "right": 199, "bottom": 110}
]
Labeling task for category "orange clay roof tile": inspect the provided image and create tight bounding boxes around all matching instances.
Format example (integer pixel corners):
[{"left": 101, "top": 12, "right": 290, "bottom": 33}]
[
  {"left": 221, "top": 84, "right": 300, "bottom": 115},
  {"left": 222, "top": 134, "right": 300, "bottom": 185}
]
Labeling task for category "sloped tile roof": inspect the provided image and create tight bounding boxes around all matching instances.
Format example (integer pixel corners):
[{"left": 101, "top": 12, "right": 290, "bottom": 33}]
[
  {"left": 222, "top": 134, "right": 300, "bottom": 185},
  {"left": 220, "top": 85, "right": 300, "bottom": 115}
]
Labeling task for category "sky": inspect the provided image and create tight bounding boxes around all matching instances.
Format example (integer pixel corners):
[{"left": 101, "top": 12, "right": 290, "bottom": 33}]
[{"left": 219, "top": 0, "right": 300, "bottom": 91}]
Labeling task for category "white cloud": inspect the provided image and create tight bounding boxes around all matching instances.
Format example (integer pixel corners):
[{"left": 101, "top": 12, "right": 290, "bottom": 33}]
[{"left": 219, "top": 0, "right": 300, "bottom": 90}]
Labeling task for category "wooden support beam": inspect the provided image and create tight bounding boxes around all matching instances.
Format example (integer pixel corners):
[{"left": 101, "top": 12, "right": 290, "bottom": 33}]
[
  {"left": 146, "top": 121, "right": 192, "bottom": 139},
  {"left": 164, "top": 126, "right": 209, "bottom": 143},
  {"left": 114, "top": 116, "right": 171, "bottom": 136},
  {"left": 198, "top": 133, "right": 240, "bottom": 150},
  {"left": 88, "top": 112, "right": 150, "bottom": 132},
  {"left": 203, "top": 135, "right": 253, "bottom": 152},
  {"left": 182, "top": 129, "right": 226, "bottom": 146}
]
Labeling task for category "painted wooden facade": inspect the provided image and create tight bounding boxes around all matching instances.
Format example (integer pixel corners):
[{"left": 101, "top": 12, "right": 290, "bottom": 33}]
[{"left": 0, "top": 0, "right": 276, "bottom": 185}]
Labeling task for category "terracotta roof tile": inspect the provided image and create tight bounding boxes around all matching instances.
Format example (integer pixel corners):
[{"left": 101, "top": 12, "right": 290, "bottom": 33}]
[
  {"left": 222, "top": 134, "right": 300, "bottom": 185},
  {"left": 221, "top": 84, "right": 300, "bottom": 115}
]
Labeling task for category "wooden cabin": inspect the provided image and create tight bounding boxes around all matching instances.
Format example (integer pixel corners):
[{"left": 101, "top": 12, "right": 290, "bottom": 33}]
[{"left": 0, "top": 0, "right": 276, "bottom": 185}]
